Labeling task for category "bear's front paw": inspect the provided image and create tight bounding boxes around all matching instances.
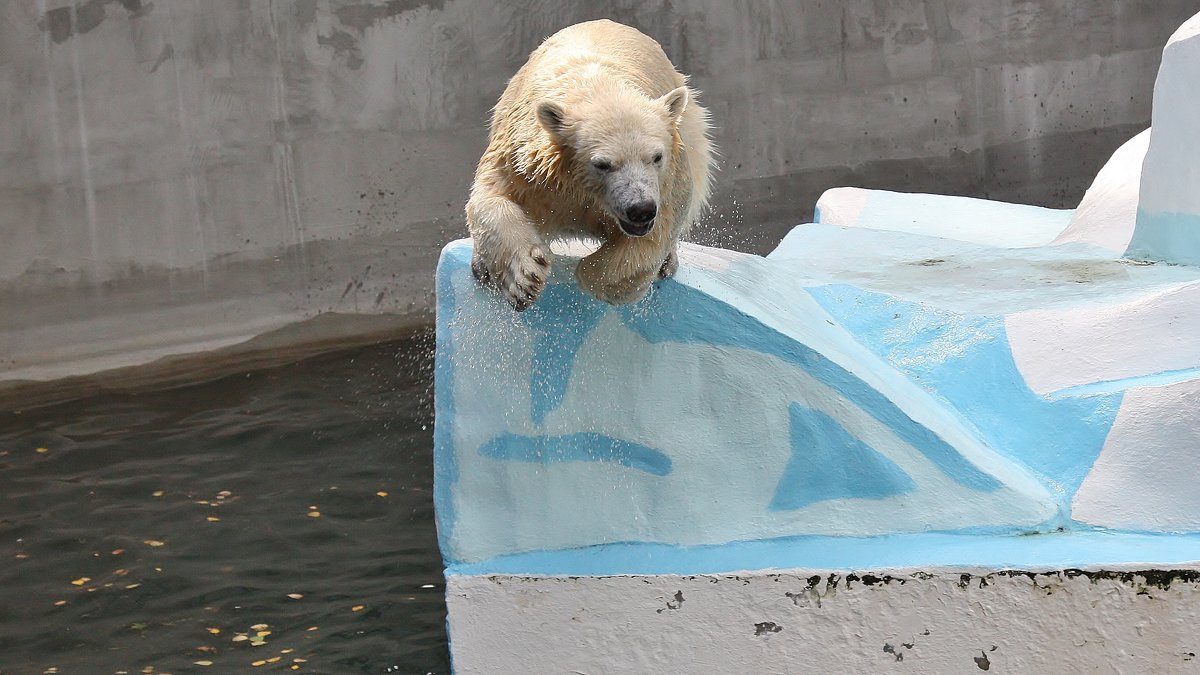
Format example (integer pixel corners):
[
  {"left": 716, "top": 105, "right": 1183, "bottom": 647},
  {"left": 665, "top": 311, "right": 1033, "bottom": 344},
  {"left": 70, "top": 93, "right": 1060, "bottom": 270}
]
[
  {"left": 658, "top": 250, "right": 678, "bottom": 279},
  {"left": 475, "top": 244, "right": 551, "bottom": 311}
]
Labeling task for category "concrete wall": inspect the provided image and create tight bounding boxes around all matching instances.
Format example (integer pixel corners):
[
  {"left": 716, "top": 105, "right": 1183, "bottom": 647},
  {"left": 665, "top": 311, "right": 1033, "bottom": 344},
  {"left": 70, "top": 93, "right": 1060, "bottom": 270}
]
[{"left": 2, "top": 0, "right": 1195, "bottom": 390}]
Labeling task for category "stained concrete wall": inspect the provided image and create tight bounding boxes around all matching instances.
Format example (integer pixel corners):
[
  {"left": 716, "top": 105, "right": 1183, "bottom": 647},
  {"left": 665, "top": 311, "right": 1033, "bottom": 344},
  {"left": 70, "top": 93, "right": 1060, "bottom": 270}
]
[{"left": 1, "top": 1, "right": 1195, "bottom": 391}]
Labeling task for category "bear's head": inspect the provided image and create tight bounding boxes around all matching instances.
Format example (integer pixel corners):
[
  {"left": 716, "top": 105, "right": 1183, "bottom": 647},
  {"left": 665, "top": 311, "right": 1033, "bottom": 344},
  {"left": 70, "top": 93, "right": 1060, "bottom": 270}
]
[{"left": 536, "top": 85, "right": 688, "bottom": 238}]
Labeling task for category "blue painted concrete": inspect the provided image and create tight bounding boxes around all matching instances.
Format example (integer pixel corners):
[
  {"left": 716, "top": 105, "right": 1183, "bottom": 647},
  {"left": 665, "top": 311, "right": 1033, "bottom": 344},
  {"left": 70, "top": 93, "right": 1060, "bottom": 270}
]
[
  {"left": 1127, "top": 210, "right": 1200, "bottom": 266},
  {"left": 522, "top": 284, "right": 609, "bottom": 425},
  {"left": 433, "top": 245, "right": 465, "bottom": 561},
  {"left": 447, "top": 531, "right": 1200, "bottom": 577},
  {"left": 770, "top": 403, "right": 915, "bottom": 510},
  {"left": 807, "top": 284, "right": 1122, "bottom": 498},
  {"left": 478, "top": 432, "right": 672, "bottom": 476},
  {"left": 617, "top": 281, "right": 1003, "bottom": 491}
]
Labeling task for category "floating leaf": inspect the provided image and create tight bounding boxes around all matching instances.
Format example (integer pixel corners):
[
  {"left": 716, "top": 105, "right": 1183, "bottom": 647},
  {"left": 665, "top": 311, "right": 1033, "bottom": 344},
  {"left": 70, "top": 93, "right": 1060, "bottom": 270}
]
[
  {"left": 286, "top": 593, "right": 303, "bottom": 600},
  {"left": 194, "top": 661, "right": 213, "bottom": 667},
  {"left": 71, "top": 577, "right": 91, "bottom": 586},
  {"left": 251, "top": 660, "right": 267, "bottom": 667},
  {"left": 206, "top": 516, "right": 220, "bottom": 522},
  {"left": 112, "top": 549, "right": 125, "bottom": 556},
  {"left": 250, "top": 623, "right": 268, "bottom": 631},
  {"left": 305, "top": 626, "right": 318, "bottom": 632},
  {"left": 376, "top": 491, "right": 389, "bottom": 497},
  {"left": 306, "top": 511, "right": 320, "bottom": 518},
  {"left": 206, "top": 627, "right": 220, "bottom": 635},
  {"left": 125, "top": 583, "right": 141, "bottom": 589},
  {"left": 143, "top": 539, "right": 165, "bottom": 547},
  {"left": 280, "top": 649, "right": 294, "bottom": 654},
  {"left": 351, "top": 605, "right": 364, "bottom": 612},
  {"left": 36, "top": 447, "right": 49, "bottom": 454},
  {"left": 54, "top": 600, "right": 67, "bottom": 606},
  {"left": 231, "top": 635, "right": 249, "bottom": 643},
  {"left": 152, "top": 490, "right": 164, "bottom": 497},
  {"left": 266, "top": 657, "right": 282, "bottom": 664},
  {"left": 14, "top": 553, "right": 28, "bottom": 560}
]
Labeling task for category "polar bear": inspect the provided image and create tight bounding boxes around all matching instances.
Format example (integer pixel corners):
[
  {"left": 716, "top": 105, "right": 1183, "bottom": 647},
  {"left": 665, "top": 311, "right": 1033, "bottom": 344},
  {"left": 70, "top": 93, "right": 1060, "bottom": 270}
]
[{"left": 466, "top": 19, "right": 714, "bottom": 309}]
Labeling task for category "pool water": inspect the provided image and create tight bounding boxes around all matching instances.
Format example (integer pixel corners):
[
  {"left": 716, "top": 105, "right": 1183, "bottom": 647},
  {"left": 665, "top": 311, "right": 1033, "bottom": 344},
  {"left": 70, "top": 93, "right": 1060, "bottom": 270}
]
[{"left": 0, "top": 331, "right": 448, "bottom": 674}]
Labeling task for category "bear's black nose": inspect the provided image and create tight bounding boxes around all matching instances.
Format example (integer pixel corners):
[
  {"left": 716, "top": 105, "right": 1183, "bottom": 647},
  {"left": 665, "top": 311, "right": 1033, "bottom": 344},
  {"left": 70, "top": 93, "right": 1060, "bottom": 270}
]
[{"left": 625, "top": 201, "right": 657, "bottom": 224}]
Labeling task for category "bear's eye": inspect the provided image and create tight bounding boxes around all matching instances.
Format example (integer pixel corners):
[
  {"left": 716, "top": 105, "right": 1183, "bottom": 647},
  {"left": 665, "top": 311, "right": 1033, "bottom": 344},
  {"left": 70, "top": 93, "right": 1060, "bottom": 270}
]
[
  {"left": 652, "top": 152, "right": 663, "bottom": 164},
  {"left": 591, "top": 159, "right": 613, "bottom": 172}
]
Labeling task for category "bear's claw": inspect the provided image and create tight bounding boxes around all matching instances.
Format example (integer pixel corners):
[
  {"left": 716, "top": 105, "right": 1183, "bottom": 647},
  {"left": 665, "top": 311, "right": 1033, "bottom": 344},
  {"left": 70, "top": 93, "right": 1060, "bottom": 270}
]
[
  {"left": 474, "top": 244, "right": 551, "bottom": 312},
  {"left": 658, "top": 250, "right": 679, "bottom": 279}
]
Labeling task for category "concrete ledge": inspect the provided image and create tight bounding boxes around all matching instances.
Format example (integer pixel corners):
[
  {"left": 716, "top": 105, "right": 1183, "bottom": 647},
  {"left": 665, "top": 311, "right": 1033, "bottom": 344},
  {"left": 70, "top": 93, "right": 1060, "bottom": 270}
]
[{"left": 447, "top": 565, "right": 1200, "bottom": 674}]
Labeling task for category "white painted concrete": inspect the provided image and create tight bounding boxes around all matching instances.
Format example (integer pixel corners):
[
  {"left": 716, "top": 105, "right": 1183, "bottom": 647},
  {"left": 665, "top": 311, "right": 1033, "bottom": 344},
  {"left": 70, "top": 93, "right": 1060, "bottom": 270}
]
[
  {"left": 1053, "top": 128, "right": 1150, "bottom": 253},
  {"left": 447, "top": 568, "right": 1200, "bottom": 674},
  {"left": 1004, "top": 281, "right": 1200, "bottom": 396},
  {"left": 1127, "top": 12, "right": 1200, "bottom": 264},
  {"left": 814, "top": 187, "right": 1072, "bottom": 248},
  {"left": 1074, "top": 377, "right": 1200, "bottom": 530}
]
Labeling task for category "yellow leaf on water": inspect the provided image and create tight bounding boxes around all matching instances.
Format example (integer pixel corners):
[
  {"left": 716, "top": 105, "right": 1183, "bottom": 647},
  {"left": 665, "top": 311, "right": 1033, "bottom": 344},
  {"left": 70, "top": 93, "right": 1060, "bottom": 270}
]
[
  {"left": 257, "top": 631, "right": 271, "bottom": 638},
  {"left": 14, "top": 553, "right": 28, "bottom": 560},
  {"left": 250, "top": 623, "right": 268, "bottom": 631},
  {"left": 231, "top": 635, "right": 249, "bottom": 642},
  {"left": 112, "top": 549, "right": 125, "bottom": 555},
  {"left": 286, "top": 593, "right": 303, "bottom": 600},
  {"left": 152, "top": 490, "right": 164, "bottom": 497},
  {"left": 193, "top": 661, "right": 213, "bottom": 667},
  {"left": 125, "top": 583, "right": 141, "bottom": 589},
  {"left": 306, "top": 511, "right": 320, "bottom": 518},
  {"left": 305, "top": 626, "right": 318, "bottom": 631},
  {"left": 206, "top": 517, "right": 220, "bottom": 522},
  {"left": 376, "top": 491, "right": 389, "bottom": 497},
  {"left": 206, "top": 627, "right": 220, "bottom": 635},
  {"left": 266, "top": 657, "right": 281, "bottom": 664},
  {"left": 143, "top": 540, "right": 165, "bottom": 547},
  {"left": 251, "top": 660, "right": 266, "bottom": 667},
  {"left": 280, "top": 649, "right": 294, "bottom": 654},
  {"left": 292, "top": 658, "right": 307, "bottom": 663},
  {"left": 54, "top": 600, "right": 67, "bottom": 606},
  {"left": 36, "top": 447, "right": 49, "bottom": 454},
  {"left": 290, "top": 667, "right": 299, "bottom": 672},
  {"left": 71, "top": 577, "right": 91, "bottom": 586},
  {"left": 351, "top": 605, "right": 364, "bottom": 612}
]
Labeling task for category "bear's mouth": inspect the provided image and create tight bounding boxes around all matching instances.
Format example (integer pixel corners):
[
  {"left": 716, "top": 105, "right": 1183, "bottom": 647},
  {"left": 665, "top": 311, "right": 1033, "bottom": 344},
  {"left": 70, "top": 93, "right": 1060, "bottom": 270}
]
[{"left": 618, "top": 218, "right": 654, "bottom": 237}]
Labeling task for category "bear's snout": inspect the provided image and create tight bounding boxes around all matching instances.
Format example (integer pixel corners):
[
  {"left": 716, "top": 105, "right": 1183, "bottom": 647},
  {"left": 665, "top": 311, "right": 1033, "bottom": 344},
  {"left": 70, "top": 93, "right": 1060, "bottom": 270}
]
[{"left": 624, "top": 201, "right": 657, "bottom": 225}]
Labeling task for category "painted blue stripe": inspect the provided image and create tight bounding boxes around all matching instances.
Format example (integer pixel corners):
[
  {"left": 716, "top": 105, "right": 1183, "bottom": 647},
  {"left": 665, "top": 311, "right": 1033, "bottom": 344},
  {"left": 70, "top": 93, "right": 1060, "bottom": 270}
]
[
  {"left": 433, "top": 244, "right": 467, "bottom": 562},
  {"left": 478, "top": 432, "right": 672, "bottom": 476},
  {"left": 770, "top": 403, "right": 915, "bottom": 510},
  {"left": 617, "top": 281, "right": 1003, "bottom": 491},
  {"left": 1049, "top": 366, "right": 1200, "bottom": 398},
  {"left": 1127, "top": 209, "right": 1200, "bottom": 266},
  {"left": 521, "top": 284, "right": 609, "bottom": 426},
  {"left": 446, "top": 531, "right": 1200, "bottom": 577}
]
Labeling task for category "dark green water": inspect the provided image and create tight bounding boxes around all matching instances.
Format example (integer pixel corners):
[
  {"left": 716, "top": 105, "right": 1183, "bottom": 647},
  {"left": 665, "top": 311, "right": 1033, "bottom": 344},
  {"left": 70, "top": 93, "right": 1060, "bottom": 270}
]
[{"left": 0, "top": 331, "right": 448, "bottom": 674}]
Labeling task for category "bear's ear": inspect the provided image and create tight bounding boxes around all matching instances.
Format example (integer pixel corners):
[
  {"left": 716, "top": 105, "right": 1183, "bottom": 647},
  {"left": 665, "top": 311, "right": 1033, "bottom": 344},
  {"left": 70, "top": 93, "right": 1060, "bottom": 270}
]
[
  {"left": 536, "top": 101, "right": 569, "bottom": 138},
  {"left": 658, "top": 86, "right": 689, "bottom": 122}
]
